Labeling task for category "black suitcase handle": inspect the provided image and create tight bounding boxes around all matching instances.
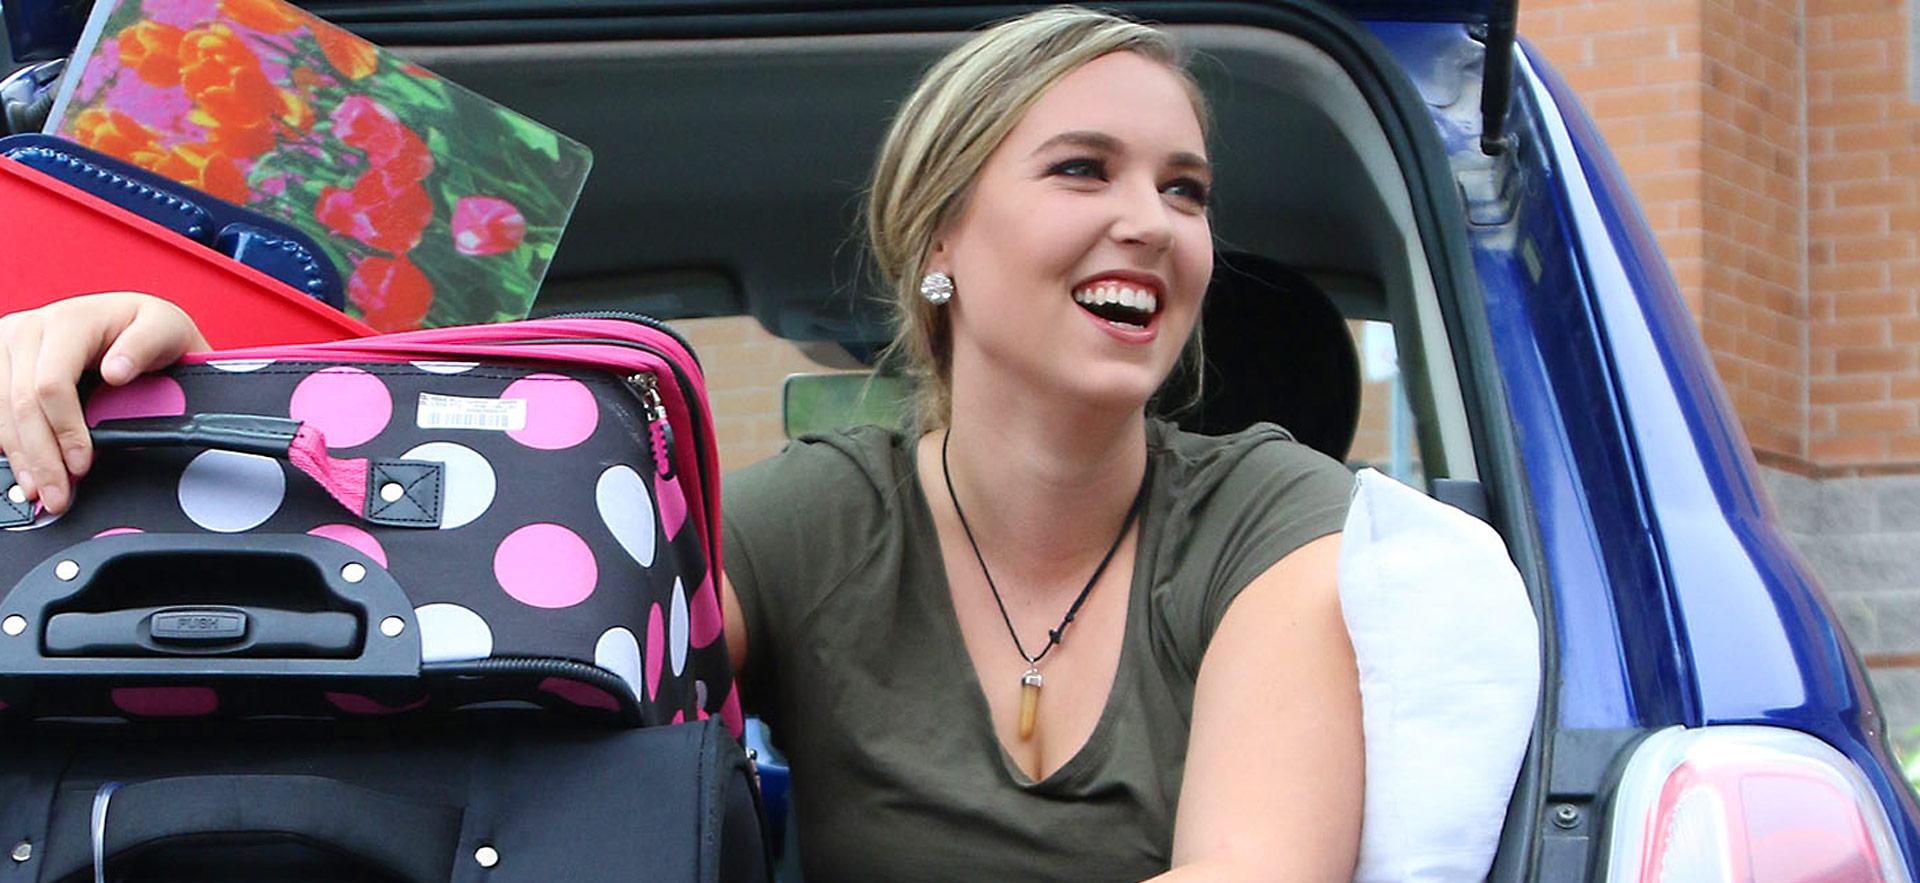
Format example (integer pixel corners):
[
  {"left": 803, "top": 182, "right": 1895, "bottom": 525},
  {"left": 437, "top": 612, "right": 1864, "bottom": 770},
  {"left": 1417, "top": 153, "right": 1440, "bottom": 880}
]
[
  {"left": 43, "top": 775, "right": 461, "bottom": 883},
  {"left": 0, "top": 413, "right": 445, "bottom": 530},
  {"left": 0, "top": 532, "right": 420, "bottom": 679}
]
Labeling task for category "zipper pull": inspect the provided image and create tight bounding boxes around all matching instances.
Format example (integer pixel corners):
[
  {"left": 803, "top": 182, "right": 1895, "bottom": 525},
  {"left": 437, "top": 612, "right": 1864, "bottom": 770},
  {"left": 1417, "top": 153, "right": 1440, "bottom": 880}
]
[{"left": 628, "top": 373, "right": 676, "bottom": 479}]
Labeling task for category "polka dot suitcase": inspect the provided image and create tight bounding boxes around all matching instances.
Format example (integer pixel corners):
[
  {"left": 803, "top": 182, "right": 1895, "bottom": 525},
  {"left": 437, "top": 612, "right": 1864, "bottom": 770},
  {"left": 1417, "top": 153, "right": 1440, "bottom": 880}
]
[{"left": 0, "top": 317, "right": 740, "bottom": 736}]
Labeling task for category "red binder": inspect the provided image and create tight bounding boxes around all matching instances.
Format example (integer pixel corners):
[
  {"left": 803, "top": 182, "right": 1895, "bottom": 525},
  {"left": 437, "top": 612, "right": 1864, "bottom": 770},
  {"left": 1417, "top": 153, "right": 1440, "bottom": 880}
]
[{"left": 0, "top": 156, "right": 374, "bottom": 348}]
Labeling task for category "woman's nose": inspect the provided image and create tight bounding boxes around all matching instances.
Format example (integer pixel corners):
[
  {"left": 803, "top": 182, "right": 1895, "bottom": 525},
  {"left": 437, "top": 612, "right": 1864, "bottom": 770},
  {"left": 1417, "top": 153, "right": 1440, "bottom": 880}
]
[{"left": 1109, "top": 176, "right": 1174, "bottom": 253}]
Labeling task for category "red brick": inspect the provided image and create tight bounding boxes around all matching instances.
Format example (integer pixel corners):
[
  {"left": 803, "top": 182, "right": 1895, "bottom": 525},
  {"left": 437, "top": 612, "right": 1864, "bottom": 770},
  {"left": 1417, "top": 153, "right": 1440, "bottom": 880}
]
[
  {"left": 1834, "top": 346, "right": 1915, "bottom": 374},
  {"left": 1811, "top": 433, "right": 1887, "bottom": 463},
  {"left": 1813, "top": 376, "right": 1889, "bottom": 404},
  {"left": 1833, "top": 290, "right": 1915, "bottom": 317},
  {"left": 1835, "top": 404, "right": 1916, "bottom": 432},
  {"left": 1834, "top": 236, "right": 1916, "bottom": 261}
]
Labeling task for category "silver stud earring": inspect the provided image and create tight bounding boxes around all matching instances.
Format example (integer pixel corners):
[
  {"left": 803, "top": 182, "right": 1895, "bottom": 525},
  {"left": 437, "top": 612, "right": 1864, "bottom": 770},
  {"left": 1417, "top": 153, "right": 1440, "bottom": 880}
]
[{"left": 919, "top": 271, "right": 954, "bottom": 305}]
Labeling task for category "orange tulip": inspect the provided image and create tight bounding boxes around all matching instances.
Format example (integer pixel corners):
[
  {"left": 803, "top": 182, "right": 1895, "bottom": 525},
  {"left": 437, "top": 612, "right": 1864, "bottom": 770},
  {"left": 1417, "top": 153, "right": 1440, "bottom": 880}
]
[
  {"left": 217, "top": 0, "right": 309, "bottom": 34},
  {"left": 149, "top": 142, "right": 249, "bottom": 205},
  {"left": 180, "top": 25, "right": 279, "bottom": 130},
  {"left": 276, "top": 88, "right": 314, "bottom": 131},
  {"left": 199, "top": 117, "right": 275, "bottom": 157},
  {"left": 116, "top": 21, "right": 186, "bottom": 87},
  {"left": 70, "top": 108, "right": 162, "bottom": 163},
  {"left": 315, "top": 27, "right": 377, "bottom": 80}
]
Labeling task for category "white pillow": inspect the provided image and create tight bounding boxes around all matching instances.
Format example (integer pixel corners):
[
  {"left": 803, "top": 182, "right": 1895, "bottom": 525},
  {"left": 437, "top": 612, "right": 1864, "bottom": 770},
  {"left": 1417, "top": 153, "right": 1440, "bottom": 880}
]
[{"left": 1340, "top": 469, "right": 1540, "bottom": 883}]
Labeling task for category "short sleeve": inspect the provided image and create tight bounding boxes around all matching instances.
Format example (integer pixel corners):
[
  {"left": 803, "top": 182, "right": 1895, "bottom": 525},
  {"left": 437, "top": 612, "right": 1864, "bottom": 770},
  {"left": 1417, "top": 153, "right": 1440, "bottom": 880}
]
[
  {"left": 1155, "top": 424, "right": 1354, "bottom": 673},
  {"left": 720, "top": 427, "right": 898, "bottom": 727}
]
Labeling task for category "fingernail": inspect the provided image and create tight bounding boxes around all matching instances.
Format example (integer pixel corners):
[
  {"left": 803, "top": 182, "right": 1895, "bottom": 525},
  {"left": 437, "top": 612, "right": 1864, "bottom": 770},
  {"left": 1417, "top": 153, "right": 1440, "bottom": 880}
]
[
  {"left": 105, "top": 355, "right": 134, "bottom": 381},
  {"left": 12, "top": 468, "right": 32, "bottom": 493},
  {"left": 40, "top": 485, "right": 63, "bottom": 514}
]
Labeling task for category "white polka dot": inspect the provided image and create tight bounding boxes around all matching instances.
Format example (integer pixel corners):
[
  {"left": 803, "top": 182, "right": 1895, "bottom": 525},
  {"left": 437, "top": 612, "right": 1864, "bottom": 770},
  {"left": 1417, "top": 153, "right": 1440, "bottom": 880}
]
[
  {"left": 4, "top": 507, "right": 63, "bottom": 531},
  {"left": 411, "top": 361, "right": 478, "bottom": 375},
  {"left": 414, "top": 603, "right": 493, "bottom": 663},
  {"left": 178, "top": 451, "right": 286, "bottom": 532},
  {"left": 399, "top": 442, "right": 494, "bottom": 529},
  {"left": 595, "top": 627, "right": 643, "bottom": 700},
  {"left": 595, "top": 465, "right": 655, "bottom": 567},
  {"left": 669, "top": 577, "right": 689, "bottom": 678},
  {"left": 207, "top": 358, "right": 276, "bottom": 373}
]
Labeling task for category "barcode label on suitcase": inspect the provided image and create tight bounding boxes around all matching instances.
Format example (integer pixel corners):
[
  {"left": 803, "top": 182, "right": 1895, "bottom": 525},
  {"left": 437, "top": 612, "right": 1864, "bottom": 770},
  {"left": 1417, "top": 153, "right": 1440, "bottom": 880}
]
[{"left": 417, "top": 393, "right": 528, "bottom": 431}]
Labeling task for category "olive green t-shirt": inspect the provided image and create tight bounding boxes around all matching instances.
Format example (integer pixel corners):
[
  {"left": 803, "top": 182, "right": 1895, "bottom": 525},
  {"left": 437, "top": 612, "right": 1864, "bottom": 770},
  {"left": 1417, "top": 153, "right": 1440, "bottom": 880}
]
[{"left": 721, "top": 419, "right": 1352, "bottom": 882}]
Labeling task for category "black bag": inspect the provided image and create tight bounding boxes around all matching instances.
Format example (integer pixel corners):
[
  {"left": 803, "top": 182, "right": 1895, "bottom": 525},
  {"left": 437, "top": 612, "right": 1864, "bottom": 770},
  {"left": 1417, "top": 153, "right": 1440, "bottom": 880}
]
[{"left": 0, "top": 715, "right": 770, "bottom": 882}]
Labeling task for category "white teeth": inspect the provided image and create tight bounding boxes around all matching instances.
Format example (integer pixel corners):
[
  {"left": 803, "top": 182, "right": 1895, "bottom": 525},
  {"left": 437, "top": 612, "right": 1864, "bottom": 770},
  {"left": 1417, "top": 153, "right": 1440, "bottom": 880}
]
[{"left": 1071, "top": 283, "right": 1158, "bottom": 314}]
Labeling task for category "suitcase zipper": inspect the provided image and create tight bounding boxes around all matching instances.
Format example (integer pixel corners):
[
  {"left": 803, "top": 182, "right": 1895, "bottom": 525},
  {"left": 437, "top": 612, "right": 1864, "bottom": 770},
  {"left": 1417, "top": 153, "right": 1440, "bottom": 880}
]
[
  {"left": 538, "top": 310, "right": 701, "bottom": 369},
  {"left": 627, "top": 372, "right": 677, "bottom": 479},
  {"left": 485, "top": 336, "right": 709, "bottom": 510}
]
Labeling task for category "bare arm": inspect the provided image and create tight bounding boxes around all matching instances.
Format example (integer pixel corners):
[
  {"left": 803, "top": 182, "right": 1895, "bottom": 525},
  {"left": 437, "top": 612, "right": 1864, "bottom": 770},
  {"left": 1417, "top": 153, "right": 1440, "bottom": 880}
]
[
  {"left": 721, "top": 570, "right": 749, "bottom": 679},
  {"left": 0, "top": 293, "right": 209, "bottom": 514},
  {"left": 1151, "top": 532, "right": 1362, "bottom": 882}
]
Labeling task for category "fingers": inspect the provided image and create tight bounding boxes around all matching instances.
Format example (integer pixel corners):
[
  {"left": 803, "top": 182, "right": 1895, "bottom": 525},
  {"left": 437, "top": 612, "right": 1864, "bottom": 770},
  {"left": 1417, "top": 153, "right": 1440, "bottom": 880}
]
[
  {"left": 101, "top": 298, "right": 204, "bottom": 385},
  {"left": 34, "top": 309, "right": 106, "bottom": 482},
  {"left": 6, "top": 315, "right": 70, "bottom": 512}
]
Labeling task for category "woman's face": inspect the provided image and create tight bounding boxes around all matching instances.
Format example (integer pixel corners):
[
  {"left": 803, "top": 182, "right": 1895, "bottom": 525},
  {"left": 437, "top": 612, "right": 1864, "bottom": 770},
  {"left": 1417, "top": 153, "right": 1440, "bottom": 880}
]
[{"left": 933, "top": 50, "right": 1213, "bottom": 416}]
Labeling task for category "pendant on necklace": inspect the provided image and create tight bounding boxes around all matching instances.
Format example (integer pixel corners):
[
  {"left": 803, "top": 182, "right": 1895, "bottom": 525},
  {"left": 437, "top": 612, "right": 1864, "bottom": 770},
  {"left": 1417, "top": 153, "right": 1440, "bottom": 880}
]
[{"left": 1017, "top": 668, "right": 1043, "bottom": 739}]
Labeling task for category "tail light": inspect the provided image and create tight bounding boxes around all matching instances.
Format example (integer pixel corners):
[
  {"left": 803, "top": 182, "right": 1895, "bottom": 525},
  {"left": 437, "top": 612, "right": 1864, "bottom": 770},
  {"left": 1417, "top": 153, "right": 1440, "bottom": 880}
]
[{"left": 1602, "top": 726, "right": 1913, "bottom": 882}]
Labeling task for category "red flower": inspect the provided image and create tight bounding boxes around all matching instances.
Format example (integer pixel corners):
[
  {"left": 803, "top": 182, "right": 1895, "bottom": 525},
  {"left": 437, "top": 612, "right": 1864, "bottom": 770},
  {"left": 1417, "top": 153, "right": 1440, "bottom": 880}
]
[
  {"left": 450, "top": 195, "right": 526, "bottom": 256},
  {"left": 218, "top": 0, "right": 310, "bottom": 34},
  {"left": 116, "top": 21, "right": 185, "bottom": 87},
  {"left": 315, "top": 169, "right": 433, "bottom": 253},
  {"left": 330, "top": 96, "right": 432, "bottom": 182},
  {"left": 70, "top": 108, "right": 161, "bottom": 163},
  {"left": 315, "top": 26, "right": 378, "bottom": 80},
  {"left": 348, "top": 256, "right": 433, "bottom": 332},
  {"left": 148, "top": 142, "right": 249, "bottom": 205},
  {"left": 179, "top": 24, "right": 279, "bottom": 131}
]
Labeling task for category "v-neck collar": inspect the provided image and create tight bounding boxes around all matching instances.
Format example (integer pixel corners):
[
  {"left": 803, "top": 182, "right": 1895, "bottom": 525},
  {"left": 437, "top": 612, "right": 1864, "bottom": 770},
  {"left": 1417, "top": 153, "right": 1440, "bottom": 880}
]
[{"left": 899, "top": 428, "right": 1160, "bottom": 791}]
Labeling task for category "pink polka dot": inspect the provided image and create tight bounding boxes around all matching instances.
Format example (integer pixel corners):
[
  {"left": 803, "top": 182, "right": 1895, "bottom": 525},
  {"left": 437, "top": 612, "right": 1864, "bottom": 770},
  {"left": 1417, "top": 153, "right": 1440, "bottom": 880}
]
[
  {"left": 656, "top": 474, "right": 688, "bottom": 539},
  {"left": 308, "top": 523, "right": 388, "bottom": 567},
  {"left": 537, "top": 677, "right": 621, "bottom": 711},
  {"left": 325, "top": 691, "right": 428, "bottom": 715},
  {"left": 289, "top": 367, "right": 391, "bottom": 448},
  {"left": 85, "top": 375, "right": 186, "bottom": 427},
  {"left": 494, "top": 524, "right": 597, "bottom": 608},
  {"left": 111, "top": 686, "right": 217, "bottom": 716},
  {"left": 689, "top": 572, "right": 723, "bottom": 649},
  {"left": 670, "top": 709, "right": 685, "bottom": 725},
  {"left": 0, "top": 699, "right": 9, "bottom": 712},
  {"left": 645, "top": 603, "right": 665, "bottom": 701},
  {"left": 93, "top": 527, "right": 143, "bottom": 538},
  {"left": 504, "top": 374, "right": 598, "bottom": 450}
]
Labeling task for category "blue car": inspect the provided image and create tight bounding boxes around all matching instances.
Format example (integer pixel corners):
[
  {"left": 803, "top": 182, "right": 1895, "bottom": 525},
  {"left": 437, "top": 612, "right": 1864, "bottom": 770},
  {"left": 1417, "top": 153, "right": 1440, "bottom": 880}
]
[{"left": 10, "top": 0, "right": 1914, "bottom": 876}]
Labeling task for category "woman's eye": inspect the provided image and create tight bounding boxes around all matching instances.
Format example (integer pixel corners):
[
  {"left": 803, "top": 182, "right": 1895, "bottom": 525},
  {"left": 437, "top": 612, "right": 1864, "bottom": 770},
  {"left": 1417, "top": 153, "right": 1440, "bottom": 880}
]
[
  {"left": 1164, "top": 177, "right": 1210, "bottom": 206},
  {"left": 1049, "top": 158, "right": 1107, "bottom": 179}
]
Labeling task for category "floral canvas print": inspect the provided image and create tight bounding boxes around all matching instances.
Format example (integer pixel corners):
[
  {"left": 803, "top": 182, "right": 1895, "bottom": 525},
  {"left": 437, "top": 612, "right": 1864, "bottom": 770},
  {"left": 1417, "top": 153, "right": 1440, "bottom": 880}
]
[{"left": 43, "top": 0, "right": 592, "bottom": 331}]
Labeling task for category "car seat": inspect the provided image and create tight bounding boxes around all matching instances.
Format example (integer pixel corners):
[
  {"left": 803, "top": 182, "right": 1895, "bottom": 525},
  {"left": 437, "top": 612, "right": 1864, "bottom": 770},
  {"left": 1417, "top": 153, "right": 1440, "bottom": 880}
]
[{"left": 1172, "top": 252, "right": 1361, "bottom": 462}]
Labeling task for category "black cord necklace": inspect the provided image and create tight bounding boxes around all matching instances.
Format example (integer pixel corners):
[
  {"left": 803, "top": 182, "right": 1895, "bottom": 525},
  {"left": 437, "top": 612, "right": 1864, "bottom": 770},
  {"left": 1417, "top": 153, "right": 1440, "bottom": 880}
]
[{"left": 940, "top": 428, "right": 1151, "bottom": 740}]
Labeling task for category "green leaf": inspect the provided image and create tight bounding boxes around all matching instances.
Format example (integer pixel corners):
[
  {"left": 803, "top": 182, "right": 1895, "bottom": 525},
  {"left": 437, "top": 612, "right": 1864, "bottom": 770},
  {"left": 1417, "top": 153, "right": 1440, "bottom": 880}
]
[
  {"left": 104, "top": 0, "right": 147, "bottom": 38},
  {"left": 498, "top": 111, "right": 561, "bottom": 162}
]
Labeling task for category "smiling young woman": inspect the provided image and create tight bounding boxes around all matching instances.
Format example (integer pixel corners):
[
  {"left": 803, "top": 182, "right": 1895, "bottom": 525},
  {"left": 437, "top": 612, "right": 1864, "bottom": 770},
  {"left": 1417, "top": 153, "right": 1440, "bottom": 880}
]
[
  {"left": 718, "top": 7, "right": 1363, "bottom": 881},
  {"left": 0, "top": 6, "right": 1361, "bottom": 881}
]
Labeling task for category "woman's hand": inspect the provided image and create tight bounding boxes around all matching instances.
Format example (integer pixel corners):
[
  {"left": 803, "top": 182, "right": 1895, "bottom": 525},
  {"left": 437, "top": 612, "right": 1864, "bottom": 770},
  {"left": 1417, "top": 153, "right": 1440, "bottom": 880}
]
[{"left": 0, "top": 293, "right": 209, "bottom": 514}]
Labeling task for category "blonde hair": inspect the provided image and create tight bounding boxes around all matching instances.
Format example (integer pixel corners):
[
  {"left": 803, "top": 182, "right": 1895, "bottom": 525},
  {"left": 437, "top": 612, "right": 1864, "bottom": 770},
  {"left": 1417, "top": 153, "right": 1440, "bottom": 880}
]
[{"left": 864, "top": 5, "right": 1209, "bottom": 429}]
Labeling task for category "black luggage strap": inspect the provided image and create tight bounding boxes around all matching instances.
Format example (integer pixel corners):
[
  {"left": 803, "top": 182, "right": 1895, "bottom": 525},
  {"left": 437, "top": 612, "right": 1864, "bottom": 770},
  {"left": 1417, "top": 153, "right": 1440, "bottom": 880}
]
[{"left": 43, "top": 775, "right": 463, "bottom": 883}]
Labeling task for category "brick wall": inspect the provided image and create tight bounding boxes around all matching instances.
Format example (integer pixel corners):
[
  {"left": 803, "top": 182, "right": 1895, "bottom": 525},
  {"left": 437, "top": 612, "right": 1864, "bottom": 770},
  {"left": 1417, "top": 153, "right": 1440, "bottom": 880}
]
[
  {"left": 1806, "top": 0, "right": 1920, "bottom": 469},
  {"left": 1522, "top": 0, "right": 1811, "bottom": 464},
  {"left": 1527, "top": 0, "right": 1920, "bottom": 756},
  {"left": 672, "top": 316, "right": 830, "bottom": 473}
]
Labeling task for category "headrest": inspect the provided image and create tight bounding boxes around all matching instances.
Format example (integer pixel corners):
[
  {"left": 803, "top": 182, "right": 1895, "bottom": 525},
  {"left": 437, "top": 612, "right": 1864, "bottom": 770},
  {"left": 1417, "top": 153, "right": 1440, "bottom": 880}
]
[{"left": 1174, "top": 253, "right": 1361, "bottom": 460}]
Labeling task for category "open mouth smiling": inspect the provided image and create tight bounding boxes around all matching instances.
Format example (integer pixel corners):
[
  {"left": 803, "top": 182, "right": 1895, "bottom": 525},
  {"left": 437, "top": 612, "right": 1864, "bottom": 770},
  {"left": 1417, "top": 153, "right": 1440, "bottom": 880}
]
[{"left": 1070, "top": 277, "right": 1162, "bottom": 329}]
